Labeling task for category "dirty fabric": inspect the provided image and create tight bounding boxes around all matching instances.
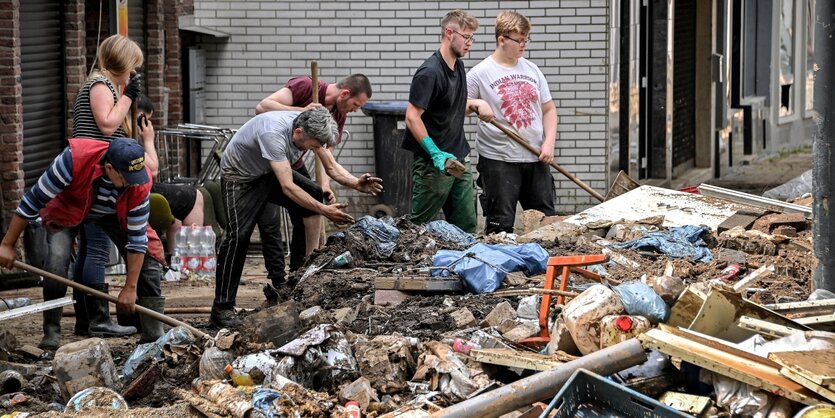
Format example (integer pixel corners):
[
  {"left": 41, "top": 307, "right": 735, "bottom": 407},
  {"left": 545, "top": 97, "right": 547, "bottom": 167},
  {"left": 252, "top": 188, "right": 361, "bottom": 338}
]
[
  {"left": 432, "top": 243, "right": 548, "bottom": 294},
  {"left": 349, "top": 216, "right": 400, "bottom": 258},
  {"left": 613, "top": 225, "right": 713, "bottom": 262},
  {"left": 612, "top": 281, "right": 670, "bottom": 323}
]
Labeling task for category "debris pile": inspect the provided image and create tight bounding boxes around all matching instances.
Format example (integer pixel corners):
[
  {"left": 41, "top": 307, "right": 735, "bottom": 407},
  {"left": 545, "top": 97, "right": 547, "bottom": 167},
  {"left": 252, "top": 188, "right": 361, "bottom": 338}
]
[{"left": 1, "top": 184, "right": 834, "bottom": 417}]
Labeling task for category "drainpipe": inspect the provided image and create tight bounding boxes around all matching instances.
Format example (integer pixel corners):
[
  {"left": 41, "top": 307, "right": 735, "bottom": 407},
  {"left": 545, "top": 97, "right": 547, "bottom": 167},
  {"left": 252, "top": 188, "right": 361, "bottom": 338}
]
[{"left": 813, "top": 0, "right": 835, "bottom": 291}]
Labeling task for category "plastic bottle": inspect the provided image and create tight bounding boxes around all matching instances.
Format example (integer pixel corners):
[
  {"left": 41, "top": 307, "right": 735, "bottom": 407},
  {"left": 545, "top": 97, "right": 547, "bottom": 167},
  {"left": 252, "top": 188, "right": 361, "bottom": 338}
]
[
  {"left": 441, "top": 337, "right": 479, "bottom": 354},
  {"left": 345, "top": 400, "right": 361, "bottom": 418},
  {"left": 224, "top": 364, "right": 254, "bottom": 387},
  {"left": 599, "top": 315, "right": 652, "bottom": 349},
  {"left": 202, "top": 226, "right": 217, "bottom": 278},
  {"left": 0, "top": 393, "right": 28, "bottom": 408},
  {"left": 186, "top": 224, "right": 204, "bottom": 277},
  {"left": 718, "top": 263, "right": 742, "bottom": 281},
  {"left": 174, "top": 226, "right": 189, "bottom": 274},
  {"left": 328, "top": 251, "right": 353, "bottom": 268}
]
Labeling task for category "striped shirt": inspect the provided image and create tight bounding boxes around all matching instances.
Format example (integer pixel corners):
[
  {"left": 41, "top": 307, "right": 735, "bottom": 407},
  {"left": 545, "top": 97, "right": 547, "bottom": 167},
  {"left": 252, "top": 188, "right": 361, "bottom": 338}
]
[
  {"left": 72, "top": 75, "right": 126, "bottom": 141},
  {"left": 17, "top": 147, "right": 150, "bottom": 254}
]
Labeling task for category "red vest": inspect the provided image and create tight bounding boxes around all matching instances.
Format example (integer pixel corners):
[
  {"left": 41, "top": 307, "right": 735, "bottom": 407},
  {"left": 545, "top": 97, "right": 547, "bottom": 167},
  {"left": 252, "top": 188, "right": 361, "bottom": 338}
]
[{"left": 39, "top": 138, "right": 166, "bottom": 265}]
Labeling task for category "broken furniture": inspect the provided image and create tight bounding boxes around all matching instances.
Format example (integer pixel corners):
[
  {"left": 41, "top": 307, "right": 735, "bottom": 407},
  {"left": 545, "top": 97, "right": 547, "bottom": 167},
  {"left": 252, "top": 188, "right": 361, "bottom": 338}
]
[{"left": 519, "top": 254, "right": 608, "bottom": 348}]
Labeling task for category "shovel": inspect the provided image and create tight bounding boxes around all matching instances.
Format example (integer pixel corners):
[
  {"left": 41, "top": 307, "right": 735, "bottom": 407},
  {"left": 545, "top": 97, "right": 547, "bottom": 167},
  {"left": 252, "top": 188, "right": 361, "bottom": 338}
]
[
  {"left": 13, "top": 260, "right": 210, "bottom": 340},
  {"left": 471, "top": 112, "right": 639, "bottom": 202}
]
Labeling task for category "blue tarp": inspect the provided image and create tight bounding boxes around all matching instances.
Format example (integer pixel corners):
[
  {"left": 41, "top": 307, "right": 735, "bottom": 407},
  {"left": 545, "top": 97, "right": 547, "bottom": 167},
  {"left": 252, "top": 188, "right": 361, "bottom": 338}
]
[
  {"left": 350, "top": 216, "right": 400, "bottom": 258},
  {"left": 432, "top": 243, "right": 549, "bottom": 294},
  {"left": 613, "top": 225, "right": 713, "bottom": 262}
]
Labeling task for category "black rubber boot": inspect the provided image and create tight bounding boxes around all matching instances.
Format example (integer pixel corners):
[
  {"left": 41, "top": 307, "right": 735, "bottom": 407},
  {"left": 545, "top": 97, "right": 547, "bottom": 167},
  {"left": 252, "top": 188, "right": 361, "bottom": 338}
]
[
  {"left": 38, "top": 308, "right": 62, "bottom": 350},
  {"left": 86, "top": 283, "right": 137, "bottom": 337},
  {"left": 210, "top": 305, "right": 242, "bottom": 328},
  {"left": 137, "top": 296, "right": 166, "bottom": 343},
  {"left": 73, "top": 289, "right": 90, "bottom": 337}
]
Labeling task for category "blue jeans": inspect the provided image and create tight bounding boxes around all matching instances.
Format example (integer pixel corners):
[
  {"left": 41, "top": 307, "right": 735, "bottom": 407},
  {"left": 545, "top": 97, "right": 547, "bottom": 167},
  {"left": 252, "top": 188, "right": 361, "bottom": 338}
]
[{"left": 72, "top": 222, "right": 110, "bottom": 287}]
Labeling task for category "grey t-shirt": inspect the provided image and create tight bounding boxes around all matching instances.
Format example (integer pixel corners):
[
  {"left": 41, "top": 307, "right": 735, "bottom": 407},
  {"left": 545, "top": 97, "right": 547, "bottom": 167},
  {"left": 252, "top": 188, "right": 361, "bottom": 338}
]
[{"left": 221, "top": 111, "right": 304, "bottom": 182}]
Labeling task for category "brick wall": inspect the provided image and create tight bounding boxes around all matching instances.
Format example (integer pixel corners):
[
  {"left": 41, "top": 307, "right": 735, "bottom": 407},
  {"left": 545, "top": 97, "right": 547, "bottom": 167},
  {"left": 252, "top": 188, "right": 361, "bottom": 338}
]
[
  {"left": 0, "top": 0, "right": 23, "bottom": 230},
  {"left": 65, "top": 1, "right": 86, "bottom": 135},
  {"left": 146, "top": 0, "right": 166, "bottom": 127},
  {"left": 191, "top": 0, "right": 609, "bottom": 217},
  {"left": 164, "top": 0, "right": 193, "bottom": 127}
]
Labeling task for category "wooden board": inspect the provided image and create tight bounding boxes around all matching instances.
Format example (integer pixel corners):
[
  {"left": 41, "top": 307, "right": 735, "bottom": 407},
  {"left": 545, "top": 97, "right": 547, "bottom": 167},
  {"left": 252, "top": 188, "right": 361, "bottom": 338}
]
[
  {"left": 659, "top": 392, "right": 712, "bottom": 415},
  {"left": 778, "top": 367, "right": 835, "bottom": 404},
  {"left": 374, "top": 276, "right": 464, "bottom": 292},
  {"left": 470, "top": 348, "right": 567, "bottom": 372},
  {"left": 765, "top": 299, "right": 835, "bottom": 314},
  {"left": 768, "top": 350, "right": 835, "bottom": 386},
  {"left": 639, "top": 326, "right": 824, "bottom": 405}
]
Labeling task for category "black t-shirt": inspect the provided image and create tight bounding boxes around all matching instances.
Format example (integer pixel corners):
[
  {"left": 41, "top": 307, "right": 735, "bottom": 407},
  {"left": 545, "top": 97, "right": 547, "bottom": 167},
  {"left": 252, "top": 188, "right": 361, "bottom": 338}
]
[{"left": 401, "top": 50, "right": 470, "bottom": 161}]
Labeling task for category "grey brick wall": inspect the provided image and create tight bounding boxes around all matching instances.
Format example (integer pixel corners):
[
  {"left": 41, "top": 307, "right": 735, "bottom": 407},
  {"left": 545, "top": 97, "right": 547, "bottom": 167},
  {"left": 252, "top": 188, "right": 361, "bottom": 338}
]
[{"left": 192, "top": 0, "right": 609, "bottom": 218}]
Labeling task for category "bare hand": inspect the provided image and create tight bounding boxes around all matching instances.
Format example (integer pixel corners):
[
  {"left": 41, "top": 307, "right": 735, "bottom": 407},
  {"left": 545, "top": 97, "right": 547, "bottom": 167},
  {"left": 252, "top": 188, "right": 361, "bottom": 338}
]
[
  {"left": 322, "top": 188, "right": 337, "bottom": 204},
  {"left": 470, "top": 100, "right": 494, "bottom": 122},
  {"left": 117, "top": 287, "right": 137, "bottom": 315},
  {"left": 323, "top": 203, "right": 354, "bottom": 224},
  {"left": 356, "top": 173, "right": 383, "bottom": 195},
  {"left": 138, "top": 114, "right": 155, "bottom": 145},
  {"left": 304, "top": 102, "right": 324, "bottom": 111},
  {"left": 538, "top": 145, "right": 555, "bottom": 165},
  {"left": 0, "top": 244, "right": 16, "bottom": 269}
]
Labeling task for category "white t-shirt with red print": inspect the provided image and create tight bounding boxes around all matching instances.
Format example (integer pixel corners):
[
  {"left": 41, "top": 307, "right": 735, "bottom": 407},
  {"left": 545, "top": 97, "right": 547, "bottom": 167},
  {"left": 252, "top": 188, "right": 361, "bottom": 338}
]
[{"left": 467, "top": 55, "right": 553, "bottom": 163}]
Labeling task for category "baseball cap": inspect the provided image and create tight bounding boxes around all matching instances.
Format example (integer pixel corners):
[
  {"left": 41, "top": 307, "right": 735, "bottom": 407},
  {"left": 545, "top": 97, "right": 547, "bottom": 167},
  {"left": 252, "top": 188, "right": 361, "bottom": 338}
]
[{"left": 106, "top": 138, "right": 150, "bottom": 186}]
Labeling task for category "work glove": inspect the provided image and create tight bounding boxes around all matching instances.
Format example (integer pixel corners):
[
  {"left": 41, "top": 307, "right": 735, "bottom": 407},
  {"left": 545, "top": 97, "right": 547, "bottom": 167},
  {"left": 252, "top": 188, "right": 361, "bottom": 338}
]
[
  {"left": 123, "top": 73, "right": 142, "bottom": 101},
  {"left": 419, "top": 136, "right": 457, "bottom": 174}
]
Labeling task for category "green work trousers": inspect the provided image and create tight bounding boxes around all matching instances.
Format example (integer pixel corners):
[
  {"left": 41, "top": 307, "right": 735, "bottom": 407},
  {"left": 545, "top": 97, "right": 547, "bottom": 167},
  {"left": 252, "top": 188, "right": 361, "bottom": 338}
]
[{"left": 409, "top": 156, "right": 476, "bottom": 233}]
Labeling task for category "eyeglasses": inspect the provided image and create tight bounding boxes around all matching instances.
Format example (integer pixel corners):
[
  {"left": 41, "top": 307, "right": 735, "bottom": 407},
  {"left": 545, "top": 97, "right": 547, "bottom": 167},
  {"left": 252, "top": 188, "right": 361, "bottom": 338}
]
[
  {"left": 503, "top": 35, "right": 531, "bottom": 47},
  {"left": 451, "top": 29, "right": 476, "bottom": 44}
]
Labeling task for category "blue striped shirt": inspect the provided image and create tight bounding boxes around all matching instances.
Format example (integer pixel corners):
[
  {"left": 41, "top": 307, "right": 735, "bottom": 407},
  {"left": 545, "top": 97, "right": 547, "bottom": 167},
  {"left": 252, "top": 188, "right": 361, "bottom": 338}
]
[{"left": 17, "top": 147, "right": 150, "bottom": 254}]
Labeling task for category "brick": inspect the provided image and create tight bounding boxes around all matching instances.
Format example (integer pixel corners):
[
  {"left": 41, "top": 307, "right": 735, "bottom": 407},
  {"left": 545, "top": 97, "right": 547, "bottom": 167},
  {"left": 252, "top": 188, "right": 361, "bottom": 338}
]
[{"left": 751, "top": 212, "right": 808, "bottom": 233}]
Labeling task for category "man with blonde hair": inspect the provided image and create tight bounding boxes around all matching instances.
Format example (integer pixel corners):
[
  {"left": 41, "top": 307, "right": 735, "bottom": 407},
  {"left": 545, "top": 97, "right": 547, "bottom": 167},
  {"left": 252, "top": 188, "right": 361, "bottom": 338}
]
[
  {"left": 467, "top": 11, "right": 559, "bottom": 234},
  {"left": 403, "top": 9, "right": 491, "bottom": 233}
]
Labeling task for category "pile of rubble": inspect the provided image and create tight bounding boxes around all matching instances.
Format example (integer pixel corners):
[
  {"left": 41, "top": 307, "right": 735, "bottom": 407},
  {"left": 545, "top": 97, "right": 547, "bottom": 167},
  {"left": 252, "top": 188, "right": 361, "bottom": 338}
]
[{"left": 1, "top": 184, "right": 834, "bottom": 417}]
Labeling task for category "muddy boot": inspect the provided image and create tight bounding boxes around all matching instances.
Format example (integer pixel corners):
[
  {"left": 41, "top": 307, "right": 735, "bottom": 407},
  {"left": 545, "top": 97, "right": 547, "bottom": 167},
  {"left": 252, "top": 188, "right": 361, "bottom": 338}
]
[
  {"left": 73, "top": 289, "right": 90, "bottom": 337},
  {"left": 137, "top": 296, "right": 166, "bottom": 343},
  {"left": 262, "top": 284, "right": 280, "bottom": 307},
  {"left": 210, "top": 305, "right": 242, "bottom": 328},
  {"left": 39, "top": 308, "right": 63, "bottom": 350},
  {"left": 86, "top": 284, "right": 137, "bottom": 337}
]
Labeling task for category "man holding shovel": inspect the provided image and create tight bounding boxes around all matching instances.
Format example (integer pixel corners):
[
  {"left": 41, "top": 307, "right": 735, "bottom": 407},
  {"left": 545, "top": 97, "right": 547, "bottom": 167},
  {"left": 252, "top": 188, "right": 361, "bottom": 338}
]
[
  {"left": 0, "top": 138, "right": 167, "bottom": 348},
  {"left": 403, "top": 9, "right": 491, "bottom": 233},
  {"left": 212, "top": 107, "right": 382, "bottom": 327},
  {"left": 466, "top": 11, "right": 559, "bottom": 234}
]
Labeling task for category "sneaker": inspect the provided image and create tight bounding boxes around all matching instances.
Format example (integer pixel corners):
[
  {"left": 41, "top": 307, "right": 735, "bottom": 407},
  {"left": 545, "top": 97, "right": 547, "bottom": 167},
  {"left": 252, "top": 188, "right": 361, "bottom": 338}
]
[{"left": 210, "top": 306, "right": 242, "bottom": 328}]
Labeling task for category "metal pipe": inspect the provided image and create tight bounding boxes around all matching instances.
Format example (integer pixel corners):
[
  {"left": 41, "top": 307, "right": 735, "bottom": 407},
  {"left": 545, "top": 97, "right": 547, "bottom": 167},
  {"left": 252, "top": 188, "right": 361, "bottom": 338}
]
[
  {"left": 813, "top": 0, "right": 835, "bottom": 292},
  {"left": 13, "top": 261, "right": 209, "bottom": 340},
  {"left": 430, "top": 338, "right": 647, "bottom": 418}
]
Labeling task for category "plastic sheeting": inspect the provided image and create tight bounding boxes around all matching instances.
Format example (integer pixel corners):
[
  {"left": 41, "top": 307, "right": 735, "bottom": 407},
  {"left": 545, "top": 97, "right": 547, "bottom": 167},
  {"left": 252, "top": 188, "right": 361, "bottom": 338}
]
[
  {"left": 612, "top": 281, "right": 670, "bottom": 323},
  {"left": 763, "top": 169, "right": 812, "bottom": 201},
  {"left": 123, "top": 326, "right": 194, "bottom": 379},
  {"left": 425, "top": 220, "right": 476, "bottom": 246},
  {"left": 349, "top": 216, "right": 400, "bottom": 258},
  {"left": 432, "top": 243, "right": 548, "bottom": 294},
  {"left": 613, "top": 225, "right": 713, "bottom": 262}
]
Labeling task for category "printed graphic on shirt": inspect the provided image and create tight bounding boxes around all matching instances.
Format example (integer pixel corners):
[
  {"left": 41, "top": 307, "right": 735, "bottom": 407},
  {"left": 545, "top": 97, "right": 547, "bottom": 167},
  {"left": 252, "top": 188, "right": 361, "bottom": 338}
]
[{"left": 491, "top": 74, "right": 539, "bottom": 130}]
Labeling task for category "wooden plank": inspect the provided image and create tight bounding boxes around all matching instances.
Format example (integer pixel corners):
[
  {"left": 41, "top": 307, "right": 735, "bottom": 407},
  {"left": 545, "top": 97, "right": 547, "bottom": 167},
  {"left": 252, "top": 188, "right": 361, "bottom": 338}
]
[
  {"left": 778, "top": 367, "right": 835, "bottom": 404},
  {"left": 765, "top": 299, "right": 835, "bottom": 313},
  {"left": 639, "top": 327, "right": 824, "bottom": 405},
  {"left": 470, "top": 348, "right": 569, "bottom": 372},
  {"left": 795, "top": 313, "right": 835, "bottom": 326},
  {"left": 717, "top": 212, "right": 760, "bottom": 233},
  {"left": 737, "top": 316, "right": 801, "bottom": 338},
  {"left": 768, "top": 350, "right": 835, "bottom": 386},
  {"left": 374, "top": 276, "right": 463, "bottom": 292},
  {"left": 732, "top": 264, "right": 775, "bottom": 292}
]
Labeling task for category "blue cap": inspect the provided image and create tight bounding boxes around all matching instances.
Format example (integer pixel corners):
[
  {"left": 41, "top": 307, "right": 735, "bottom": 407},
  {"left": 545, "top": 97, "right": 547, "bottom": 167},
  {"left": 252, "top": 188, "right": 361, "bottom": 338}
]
[{"left": 106, "top": 138, "right": 149, "bottom": 186}]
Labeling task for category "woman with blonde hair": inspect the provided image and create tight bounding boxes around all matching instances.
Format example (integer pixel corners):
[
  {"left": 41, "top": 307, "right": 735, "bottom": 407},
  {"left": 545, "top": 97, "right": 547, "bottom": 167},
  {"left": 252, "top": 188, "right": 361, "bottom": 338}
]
[{"left": 36, "top": 34, "right": 164, "bottom": 350}]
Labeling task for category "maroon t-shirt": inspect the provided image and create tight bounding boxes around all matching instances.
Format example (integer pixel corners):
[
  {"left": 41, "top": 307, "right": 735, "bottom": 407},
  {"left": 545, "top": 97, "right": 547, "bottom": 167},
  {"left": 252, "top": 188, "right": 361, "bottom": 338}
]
[{"left": 284, "top": 76, "right": 347, "bottom": 168}]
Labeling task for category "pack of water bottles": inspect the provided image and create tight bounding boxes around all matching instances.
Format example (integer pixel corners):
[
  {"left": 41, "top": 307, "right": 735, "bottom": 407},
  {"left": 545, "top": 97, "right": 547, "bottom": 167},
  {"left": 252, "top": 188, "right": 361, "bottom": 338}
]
[{"left": 168, "top": 224, "right": 216, "bottom": 281}]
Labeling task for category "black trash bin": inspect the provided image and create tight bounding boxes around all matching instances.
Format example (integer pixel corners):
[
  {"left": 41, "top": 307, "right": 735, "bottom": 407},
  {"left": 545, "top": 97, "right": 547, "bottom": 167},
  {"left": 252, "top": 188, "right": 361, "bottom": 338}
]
[{"left": 361, "top": 101, "right": 413, "bottom": 218}]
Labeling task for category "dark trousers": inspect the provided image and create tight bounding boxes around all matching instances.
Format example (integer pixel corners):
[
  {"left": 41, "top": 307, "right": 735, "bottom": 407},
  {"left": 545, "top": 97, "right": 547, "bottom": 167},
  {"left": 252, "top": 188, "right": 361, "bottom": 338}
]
[
  {"left": 257, "top": 203, "right": 286, "bottom": 284},
  {"left": 476, "top": 156, "right": 557, "bottom": 234},
  {"left": 214, "top": 172, "right": 322, "bottom": 309},
  {"left": 38, "top": 215, "right": 161, "bottom": 301}
]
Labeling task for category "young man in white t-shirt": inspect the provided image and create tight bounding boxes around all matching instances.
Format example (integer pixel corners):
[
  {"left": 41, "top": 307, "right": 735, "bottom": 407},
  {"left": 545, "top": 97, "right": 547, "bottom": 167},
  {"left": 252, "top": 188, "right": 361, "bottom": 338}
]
[{"left": 466, "top": 11, "right": 559, "bottom": 234}]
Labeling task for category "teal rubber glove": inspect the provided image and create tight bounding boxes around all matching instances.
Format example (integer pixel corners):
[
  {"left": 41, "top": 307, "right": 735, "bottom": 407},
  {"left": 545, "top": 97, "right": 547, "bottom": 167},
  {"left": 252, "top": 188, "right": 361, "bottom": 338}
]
[{"left": 419, "top": 136, "right": 457, "bottom": 174}]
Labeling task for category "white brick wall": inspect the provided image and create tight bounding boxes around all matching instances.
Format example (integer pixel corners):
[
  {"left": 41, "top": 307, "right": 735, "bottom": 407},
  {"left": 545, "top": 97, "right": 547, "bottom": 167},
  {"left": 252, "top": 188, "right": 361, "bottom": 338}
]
[{"left": 191, "top": 0, "right": 609, "bottom": 217}]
